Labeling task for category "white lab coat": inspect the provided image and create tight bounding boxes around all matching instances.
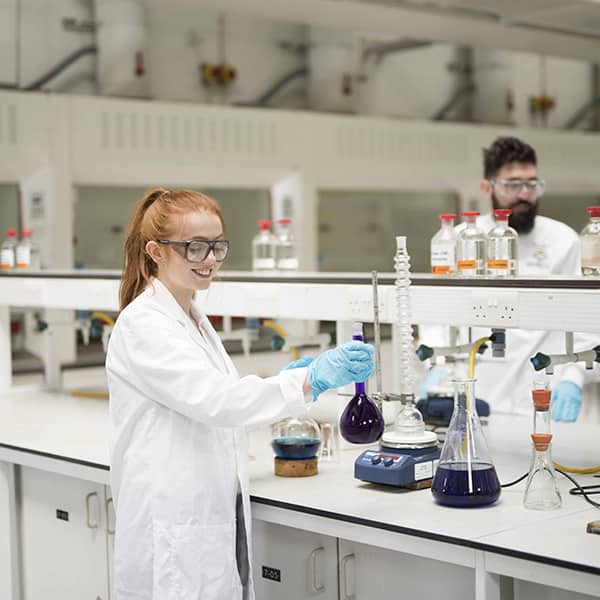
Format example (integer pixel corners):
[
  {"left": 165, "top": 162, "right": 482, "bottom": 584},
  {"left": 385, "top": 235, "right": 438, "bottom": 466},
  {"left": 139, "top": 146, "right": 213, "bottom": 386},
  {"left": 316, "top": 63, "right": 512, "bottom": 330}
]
[
  {"left": 106, "top": 278, "right": 310, "bottom": 600},
  {"left": 422, "top": 214, "right": 592, "bottom": 414}
]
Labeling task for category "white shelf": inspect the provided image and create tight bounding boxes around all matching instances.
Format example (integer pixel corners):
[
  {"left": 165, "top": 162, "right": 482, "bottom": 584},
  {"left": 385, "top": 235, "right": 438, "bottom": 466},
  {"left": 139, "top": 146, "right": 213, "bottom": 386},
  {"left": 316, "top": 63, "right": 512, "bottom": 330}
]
[{"left": 1, "top": 271, "right": 600, "bottom": 332}]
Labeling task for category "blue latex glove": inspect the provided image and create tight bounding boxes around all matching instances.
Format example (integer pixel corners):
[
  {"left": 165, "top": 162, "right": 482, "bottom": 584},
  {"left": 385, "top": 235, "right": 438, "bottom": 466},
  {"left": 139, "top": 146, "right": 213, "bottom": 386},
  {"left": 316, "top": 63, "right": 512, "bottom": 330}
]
[
  {"left": 418, "top": 367, "right": 449, "bottom": 400},
  {"left": 308, "top": 341, "right": 375, "bottom": 401},
  {"left": 551, "top": 381, "right": 582, "bottom": 423},
  {"left": 282, "top": 356, "right": 314, "bottom": 370}
]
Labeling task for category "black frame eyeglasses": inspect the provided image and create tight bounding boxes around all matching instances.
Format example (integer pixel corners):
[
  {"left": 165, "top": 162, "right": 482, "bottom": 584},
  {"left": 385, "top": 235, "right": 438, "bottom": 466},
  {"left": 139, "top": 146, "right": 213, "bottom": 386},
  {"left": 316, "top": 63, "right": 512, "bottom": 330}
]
[{"left": 158, "top": 239, "right": 230, "bottom": 262}]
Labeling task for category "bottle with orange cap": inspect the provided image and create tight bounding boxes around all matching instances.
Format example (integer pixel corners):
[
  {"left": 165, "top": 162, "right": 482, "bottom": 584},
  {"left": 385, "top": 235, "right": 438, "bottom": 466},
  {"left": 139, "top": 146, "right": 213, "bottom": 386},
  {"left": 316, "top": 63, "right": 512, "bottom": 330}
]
[
  {"left": 580, "top": 206, "right": 600, "bottom": 276},
  {"left": 1, "top": 227, "right": 17, "bottom": 270},
  {"left": 486, "top": 208, "right": 518, "bottom": 277},
  {"left": 16, "top": 228, "right": 32, "bottom": 269},
  {"left": 430, "top": 213, "right": 457, "bottom": 276},
  {"left": 523, "top": 383, "right": 561, "bottom": 510},
  {"left": 456, "top": 211, "right": 486, "bottom": 277}
]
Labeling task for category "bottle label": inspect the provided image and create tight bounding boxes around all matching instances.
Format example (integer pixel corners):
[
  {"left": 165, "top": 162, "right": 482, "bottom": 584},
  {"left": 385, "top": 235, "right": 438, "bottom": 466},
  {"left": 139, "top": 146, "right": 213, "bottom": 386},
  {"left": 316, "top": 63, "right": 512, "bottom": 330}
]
[
  {"left": 414, "top": 460, "right": 434, "bottom": 481},
  {"left": 431, "top": 265, "right": 451, "bottom": 275},
  {"left": 431, "top": 244, "right": 454, "bottom": 275},
  {"left": 277, "top": 258, "right": 299, "bottom": 270},
  {"left": 487, "top": 259, "right": 509, "bottom": 270},
  {"left": 457, "top": 260, "right": 477, "bottom": 270},
  {"left": 252, "top": 258, "right": 275, "bottom": 270},
  {"left": 1, "top": 248, "right": 14, "bottom": 269},
  {"left": 16, "top": 246, "right": 31, "bottom": 268}
]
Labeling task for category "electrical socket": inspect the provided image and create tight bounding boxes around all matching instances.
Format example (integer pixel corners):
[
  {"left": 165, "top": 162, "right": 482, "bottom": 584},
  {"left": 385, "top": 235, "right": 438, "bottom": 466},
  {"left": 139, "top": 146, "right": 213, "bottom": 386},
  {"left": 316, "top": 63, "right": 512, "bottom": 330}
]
[
  {"left": 471, "top": 291, "right": 519, "bottom": 326},
  {"left": 347, "top": 291, "right": 387, "bottom": 320}
]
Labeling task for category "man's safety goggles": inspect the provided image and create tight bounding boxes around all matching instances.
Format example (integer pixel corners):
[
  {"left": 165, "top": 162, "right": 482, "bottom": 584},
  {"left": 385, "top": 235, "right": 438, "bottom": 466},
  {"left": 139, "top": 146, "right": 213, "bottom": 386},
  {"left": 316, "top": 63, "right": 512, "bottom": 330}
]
[{"left": 489, "top": 179, "right": 545, "bottom": 198}]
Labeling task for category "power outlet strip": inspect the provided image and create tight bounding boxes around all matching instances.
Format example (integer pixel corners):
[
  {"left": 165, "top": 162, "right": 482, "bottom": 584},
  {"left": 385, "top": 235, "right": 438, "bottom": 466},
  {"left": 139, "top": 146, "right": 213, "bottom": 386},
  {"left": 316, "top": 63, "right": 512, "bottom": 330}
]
[{"left": 471, "top": 290, "right": 519, "bottom": 326}]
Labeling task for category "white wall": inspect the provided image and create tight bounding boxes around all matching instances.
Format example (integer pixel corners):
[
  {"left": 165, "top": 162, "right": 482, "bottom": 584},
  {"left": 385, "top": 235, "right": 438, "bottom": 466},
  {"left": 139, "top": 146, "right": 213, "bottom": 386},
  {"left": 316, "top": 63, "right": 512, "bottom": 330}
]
[
  {"left": 144, "top": 3, "right": 306, "bottom": 108},
  {"left": 472, "top": 49, "right": 593, "bottom": 129},
  {"left": 0, "top": 184, "right": 18, "bottom": 234},
  {"left": 5, "top": 2, "right": 596, "bottom": 130},
  {"left": 0, "top": 0, "right": 17, "bottom": 86}
]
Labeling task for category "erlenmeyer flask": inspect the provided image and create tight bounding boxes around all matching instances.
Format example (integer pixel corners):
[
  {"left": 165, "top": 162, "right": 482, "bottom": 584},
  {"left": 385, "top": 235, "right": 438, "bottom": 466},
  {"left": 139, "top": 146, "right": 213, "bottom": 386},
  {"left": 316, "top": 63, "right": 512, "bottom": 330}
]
[
  {"left": 339, "top": 322, "right": 384, "bottom": 444},
  {"left": 431, "top": 378, "right": 501, "bottom": 507},
  {"left": 523, "top": 434, "right": 561, "bottom": 510}
]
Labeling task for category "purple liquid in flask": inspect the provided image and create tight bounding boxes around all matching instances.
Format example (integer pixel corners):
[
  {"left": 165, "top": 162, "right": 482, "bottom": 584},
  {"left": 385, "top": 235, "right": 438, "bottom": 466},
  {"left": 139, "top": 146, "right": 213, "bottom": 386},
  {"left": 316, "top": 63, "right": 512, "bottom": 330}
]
[{"left": 339, "top": 323, "right": 384, "bottom": 444}]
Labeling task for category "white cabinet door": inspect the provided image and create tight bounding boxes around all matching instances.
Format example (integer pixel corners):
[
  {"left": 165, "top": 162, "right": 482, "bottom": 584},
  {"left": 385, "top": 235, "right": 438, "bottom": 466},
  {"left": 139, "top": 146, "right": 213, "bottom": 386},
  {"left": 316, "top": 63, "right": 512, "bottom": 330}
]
[
  {"left": 252, "top": 519, "right": 338, "bottom": 599},
  {"left": 20, "top": 466, "right": 110, "bottom": 600},
  {"left": 338, "top": 539, "right": 476, "bottom": 600},
  {"left": 0, "top": 462, "right": 15, "bottom": 600}
]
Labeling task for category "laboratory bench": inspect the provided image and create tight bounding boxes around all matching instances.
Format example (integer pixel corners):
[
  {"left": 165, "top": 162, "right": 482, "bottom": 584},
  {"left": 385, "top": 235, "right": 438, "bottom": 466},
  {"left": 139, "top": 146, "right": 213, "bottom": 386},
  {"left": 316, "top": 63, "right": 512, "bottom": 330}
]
[
  {"left": 0, "top": 386, "right": 599, "bottom": 600},
  {"left": 1, "top": 270, "right": 600, "bottom": 599}
]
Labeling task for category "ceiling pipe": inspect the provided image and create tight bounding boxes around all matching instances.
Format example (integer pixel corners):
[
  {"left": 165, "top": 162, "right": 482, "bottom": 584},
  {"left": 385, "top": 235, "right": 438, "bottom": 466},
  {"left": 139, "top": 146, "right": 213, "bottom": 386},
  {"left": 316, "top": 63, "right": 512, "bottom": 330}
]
[{"left": 233, "top": 67, "right": 309, "bottom": 107}]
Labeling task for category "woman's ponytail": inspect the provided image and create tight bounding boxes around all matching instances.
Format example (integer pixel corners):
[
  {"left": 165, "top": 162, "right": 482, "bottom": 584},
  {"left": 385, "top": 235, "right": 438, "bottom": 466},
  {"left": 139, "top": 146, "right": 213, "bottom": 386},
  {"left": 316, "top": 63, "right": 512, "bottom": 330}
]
[{"left": 119, "top": 188, "right": 167, "bottom": 310}]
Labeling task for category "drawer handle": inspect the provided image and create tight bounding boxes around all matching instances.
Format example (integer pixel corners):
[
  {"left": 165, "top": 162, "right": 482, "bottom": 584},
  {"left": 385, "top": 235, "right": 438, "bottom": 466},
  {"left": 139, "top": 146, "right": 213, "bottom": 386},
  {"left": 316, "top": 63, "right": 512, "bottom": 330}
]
[
  {"left": 341, "top": 553, "right": 356, "bottom": 600},
  {"left": 85, "top": 492, "right": 99, "bottom": 529},
  {"left": 105, "top": 497, "right": 115, "bottom": 535},
  {"left": 308, "top": 546, "right": 325, "bottom": 593}
]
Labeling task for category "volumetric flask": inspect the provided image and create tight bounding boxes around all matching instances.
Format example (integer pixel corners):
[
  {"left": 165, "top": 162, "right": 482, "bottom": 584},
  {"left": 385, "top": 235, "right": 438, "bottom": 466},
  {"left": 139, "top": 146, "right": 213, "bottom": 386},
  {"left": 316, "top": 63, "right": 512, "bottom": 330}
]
[{"left": 431, "top": 379, "right": 501, "bottom": 507}]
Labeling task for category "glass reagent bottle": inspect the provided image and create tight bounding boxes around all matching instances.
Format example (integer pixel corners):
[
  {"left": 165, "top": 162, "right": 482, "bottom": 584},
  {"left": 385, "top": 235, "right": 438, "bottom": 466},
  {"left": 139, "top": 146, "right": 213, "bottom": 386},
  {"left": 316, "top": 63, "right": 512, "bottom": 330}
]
[
  {"left": 456, "top": 211, "right": 486, "bottom": 276},
  {"left": 431, "top": 213, "right": 457, "bottom": 275},
  {"left": 16, "top": 228, "right": 32, "bottom": 269},
  {"left": 252, "top": 220, "right": 277, "bottom": 271},
  {"left": 1, "top": 228, "right": 17, "bottom": 270},
  {"left": 580, "top": 206, "right": 600, "bottom": 276},
  {"left": 486, "top": 209, "right": 518, "bottom": 277},
  {"left": 275, "top": 218, "right": 298, "bottom": 271}
]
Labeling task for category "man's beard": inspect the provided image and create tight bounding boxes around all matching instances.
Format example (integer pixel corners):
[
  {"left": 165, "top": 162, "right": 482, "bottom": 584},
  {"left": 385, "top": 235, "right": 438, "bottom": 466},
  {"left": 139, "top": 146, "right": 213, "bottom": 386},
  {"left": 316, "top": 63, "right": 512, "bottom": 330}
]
[{"left": 492, "top": 194, "right": 537, "bottom": 234}]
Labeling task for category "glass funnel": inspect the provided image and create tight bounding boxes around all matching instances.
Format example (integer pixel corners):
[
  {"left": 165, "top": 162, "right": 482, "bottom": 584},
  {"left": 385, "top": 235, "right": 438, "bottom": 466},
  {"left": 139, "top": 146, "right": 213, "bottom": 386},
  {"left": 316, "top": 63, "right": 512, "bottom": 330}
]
[
  {"left": 271, "top": 416, "right": 322, "bottom": 460},
  {"left": 431, "top": 379, "right": 501, "bottom": 507}
]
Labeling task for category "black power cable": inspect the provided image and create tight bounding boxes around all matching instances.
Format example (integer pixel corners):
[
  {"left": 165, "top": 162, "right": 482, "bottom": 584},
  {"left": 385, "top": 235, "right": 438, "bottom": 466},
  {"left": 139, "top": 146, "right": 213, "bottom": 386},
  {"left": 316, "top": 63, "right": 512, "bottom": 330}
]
[
  {"left": 501, "top": 471, "right": 600, "bottom": 509},
  {"left": 556, "top": 469, "right": 600, "bottom": 509},
  {"left": 501, "top": 472, "right": 528, "bottom": 488}
]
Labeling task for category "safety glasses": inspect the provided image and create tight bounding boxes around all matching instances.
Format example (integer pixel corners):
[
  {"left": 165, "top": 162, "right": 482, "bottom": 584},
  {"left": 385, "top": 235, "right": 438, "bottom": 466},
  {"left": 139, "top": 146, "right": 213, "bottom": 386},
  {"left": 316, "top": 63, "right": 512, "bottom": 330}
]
[
  {"left": 158, "top": 239, "right": 230, "bottom": 262},
  {"left": 490, "top": 179, "right": 545, "bottom": 199}
]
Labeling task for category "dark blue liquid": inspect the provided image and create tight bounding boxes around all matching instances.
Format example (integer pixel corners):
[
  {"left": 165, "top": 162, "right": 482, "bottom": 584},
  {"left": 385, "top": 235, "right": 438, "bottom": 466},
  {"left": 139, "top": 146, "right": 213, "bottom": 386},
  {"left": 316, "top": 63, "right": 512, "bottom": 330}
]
[
  {"left": 271, "top": 436, "right": 321, "bottom": 460},
  {"left": 339, "top": 393, "right": 384, "bottom": 444},
  {"left": 431, "top": 462, "right": 501, "bottom": 507}
]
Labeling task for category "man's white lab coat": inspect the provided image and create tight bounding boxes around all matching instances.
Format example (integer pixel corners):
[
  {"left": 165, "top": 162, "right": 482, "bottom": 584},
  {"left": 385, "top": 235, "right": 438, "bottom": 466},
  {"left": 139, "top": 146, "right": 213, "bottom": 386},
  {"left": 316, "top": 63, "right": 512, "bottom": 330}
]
[
  {"left": 422, "top": 214, "right": 590, "bottom": 414},
  {"left": 106, "top": 278, "right": 310, "bottom": 599}
]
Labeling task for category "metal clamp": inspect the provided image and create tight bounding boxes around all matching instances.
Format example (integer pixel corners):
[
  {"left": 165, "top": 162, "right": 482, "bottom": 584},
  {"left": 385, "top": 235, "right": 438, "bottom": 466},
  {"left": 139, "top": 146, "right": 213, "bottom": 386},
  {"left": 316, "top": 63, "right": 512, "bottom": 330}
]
[
  {"left": 340, "top": 553, "right": 356, "bottom": 600},
  {"left": 85, "top": 492, "right": 99, "bottom": 529},
  {"left": 308, "top": 546, "right": 325, "bottom": 592}
]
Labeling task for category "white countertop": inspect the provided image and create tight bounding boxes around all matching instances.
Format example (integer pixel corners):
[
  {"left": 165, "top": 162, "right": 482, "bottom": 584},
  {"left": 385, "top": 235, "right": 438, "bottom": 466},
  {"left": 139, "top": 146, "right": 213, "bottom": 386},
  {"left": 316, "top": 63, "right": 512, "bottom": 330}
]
[{"left": 0, "top": 384, "right": 598, "bottom": 575}]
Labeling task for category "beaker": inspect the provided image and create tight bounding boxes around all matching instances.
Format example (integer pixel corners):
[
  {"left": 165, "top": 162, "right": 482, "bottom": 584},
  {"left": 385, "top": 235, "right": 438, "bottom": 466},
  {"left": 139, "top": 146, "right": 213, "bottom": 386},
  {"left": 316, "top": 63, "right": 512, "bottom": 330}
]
[{"left": 431, "top": 379, "right": 501, "bottom": 507}]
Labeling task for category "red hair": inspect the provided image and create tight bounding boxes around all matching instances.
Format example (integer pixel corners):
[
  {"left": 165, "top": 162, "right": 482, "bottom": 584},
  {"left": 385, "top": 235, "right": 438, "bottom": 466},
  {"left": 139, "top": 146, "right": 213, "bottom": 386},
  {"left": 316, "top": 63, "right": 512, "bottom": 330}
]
[{"left": 119, "top": 188, "right": 225, "bottom": 310}]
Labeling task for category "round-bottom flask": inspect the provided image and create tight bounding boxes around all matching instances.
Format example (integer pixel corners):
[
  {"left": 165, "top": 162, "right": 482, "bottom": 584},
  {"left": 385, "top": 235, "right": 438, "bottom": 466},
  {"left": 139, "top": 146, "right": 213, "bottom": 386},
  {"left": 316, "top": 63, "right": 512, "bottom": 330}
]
[
  {"left": 431, "top": 379, "right": 501, "bottom": 507},
  {"left": 339, "top": 389, "right": 384, "bottom": 444},
  {"left": 271, "top": 416, "right": 322, "bottom": 460},
  {"left": 339, "top": 322, "right": 384, "bottom": 445}
]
